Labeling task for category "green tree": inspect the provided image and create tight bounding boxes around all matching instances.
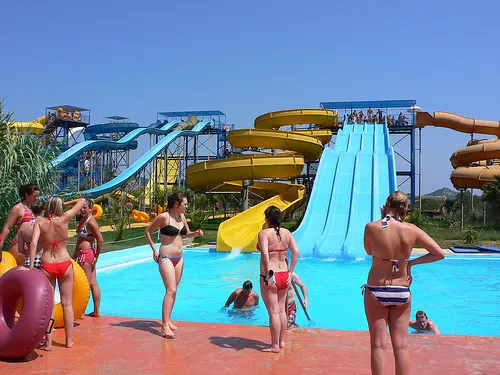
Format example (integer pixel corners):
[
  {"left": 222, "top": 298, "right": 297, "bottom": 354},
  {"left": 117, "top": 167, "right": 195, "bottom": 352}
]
[
  {"left": 0, "top": 101, "right": 59, "bottom": 248},
  {"left": 482, "top": 176, "right": 500, "bottom": 220}
]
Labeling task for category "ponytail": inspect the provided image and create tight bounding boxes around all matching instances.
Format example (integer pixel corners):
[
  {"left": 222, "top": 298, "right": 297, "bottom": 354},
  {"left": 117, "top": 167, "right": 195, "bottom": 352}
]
[{"left": 264, "top": 206, "right": 282, "bottom": 239}]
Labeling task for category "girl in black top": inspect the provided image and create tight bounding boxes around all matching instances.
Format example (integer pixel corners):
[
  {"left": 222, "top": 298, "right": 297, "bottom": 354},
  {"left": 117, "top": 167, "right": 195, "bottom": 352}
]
[{"left": 145, "top": 193, "right": 203, "bottom": 339}]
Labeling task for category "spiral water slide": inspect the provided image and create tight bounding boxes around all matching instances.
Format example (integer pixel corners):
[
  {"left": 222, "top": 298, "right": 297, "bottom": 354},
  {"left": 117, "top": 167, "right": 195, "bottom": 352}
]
[
  {"left": 186, "top": 109, "right": 338, "bottom": 252},
  {"left": 417, "top": 111, "right": 500, "bottom": 189}
]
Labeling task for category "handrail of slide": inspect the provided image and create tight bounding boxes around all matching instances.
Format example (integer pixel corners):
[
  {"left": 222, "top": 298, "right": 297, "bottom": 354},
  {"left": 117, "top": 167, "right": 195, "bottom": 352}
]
[
  {"left": 77, "top": 121, "right": 212, "bottom": 198},
  {"left": 51, "top": 120, "right": 176, "bottom": 169}
]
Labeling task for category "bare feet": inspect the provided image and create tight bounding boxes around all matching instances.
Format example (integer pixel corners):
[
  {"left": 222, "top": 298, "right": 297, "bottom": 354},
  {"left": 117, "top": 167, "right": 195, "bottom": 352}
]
[
  {"left": 261, "top": 345, "right": 280, "bottom": 353},
  {"left": 160, "top": 326, "right": 175, "bottom": 339},
  {"left": 168, "top": 321, "right": 178, "bottom": 331},
  {"left": 279, "top": 339, "right": 285, "bottom": 348},
  {"left": 87, "top": 311, "right": 100, "bottom": 318},
  {"left": 65, "top": 342, "right": 74, "bottom": 348},
  {"left": 38, "top": 340, "right": 52, "bottom": 351}
]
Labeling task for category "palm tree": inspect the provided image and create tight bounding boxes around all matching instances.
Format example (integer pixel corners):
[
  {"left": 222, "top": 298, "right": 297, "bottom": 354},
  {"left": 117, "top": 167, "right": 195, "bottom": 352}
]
[{"left": 0, "top": 101, "right": 59, "bottom": 247}]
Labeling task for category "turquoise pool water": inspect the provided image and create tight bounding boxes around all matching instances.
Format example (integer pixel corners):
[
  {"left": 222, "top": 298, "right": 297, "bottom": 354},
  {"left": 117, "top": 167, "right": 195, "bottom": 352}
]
[{"left": 91, "top": 246, "right": 500, "bottom": 337}]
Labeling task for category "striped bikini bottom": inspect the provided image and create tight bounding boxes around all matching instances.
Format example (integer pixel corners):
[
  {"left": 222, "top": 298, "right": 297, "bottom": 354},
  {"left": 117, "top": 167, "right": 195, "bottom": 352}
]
[{"left": 362, "top": 285, "right": 411, "bottom": 307}]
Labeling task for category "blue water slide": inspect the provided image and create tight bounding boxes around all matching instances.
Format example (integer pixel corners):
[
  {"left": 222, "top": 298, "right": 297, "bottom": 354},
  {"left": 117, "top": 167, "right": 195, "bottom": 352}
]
[
  {"left": 51, "top": 120, "right": 176, "bottom": 169},
  {"left": 342, "top": 126, "right": 376, "bottom": 258},
  {"left": 313, "top": 128, "right": 362, "bottom": 257},
  {"left": 293, "top": 148, "right": 339, "bottom": 256},
  {"left": 84, "top": 122, "right": 141, "bottom": 140},
  {"left": 293, "top": 124, "right": 352, "bottom": 256},
  {"left": 79, "top": 120, "right": 212, "bottom": 198}
]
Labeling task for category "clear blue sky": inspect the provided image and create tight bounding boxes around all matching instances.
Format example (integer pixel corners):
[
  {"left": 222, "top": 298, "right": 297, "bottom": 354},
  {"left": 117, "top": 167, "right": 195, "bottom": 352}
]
[{"left": 3, "top": 0, "right": 499, "bottom": 194}]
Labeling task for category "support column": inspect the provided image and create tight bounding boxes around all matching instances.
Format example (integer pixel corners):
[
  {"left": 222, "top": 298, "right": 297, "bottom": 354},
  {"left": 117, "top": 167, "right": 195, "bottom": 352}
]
[
  {"left": 241, "top": 180, "right": 249, "bottom": 211},
  {"left": 460, "top": 189, "right": 464, "bottom": 229}
]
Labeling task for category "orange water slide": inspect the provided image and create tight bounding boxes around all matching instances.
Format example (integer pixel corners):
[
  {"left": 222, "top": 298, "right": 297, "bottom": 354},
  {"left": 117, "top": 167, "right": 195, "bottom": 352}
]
[{"left": 417, "top": 111, "right": 500, "bottom": 189}]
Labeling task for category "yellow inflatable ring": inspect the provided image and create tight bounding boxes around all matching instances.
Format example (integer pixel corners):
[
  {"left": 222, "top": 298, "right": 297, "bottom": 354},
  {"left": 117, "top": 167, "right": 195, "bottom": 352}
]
[
  {"left": 53, "top": 260, "right": 90, "bottom": 328},
  {"left": 131, "top": 209, "right": 150, "bottom": 223},
  {"left": 0, "top": 252, "right": 17, "bottom": 278},
  {"left": 91, "top": 203, "right": 103, "bottom": 220}
]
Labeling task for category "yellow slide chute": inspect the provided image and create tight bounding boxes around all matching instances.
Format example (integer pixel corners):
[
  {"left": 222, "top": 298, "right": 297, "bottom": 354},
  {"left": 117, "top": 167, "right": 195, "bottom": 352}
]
[
  {"left": 186, "top": 109, "right": 338, "bottom": 252},
  {"left": 417, "top": 111, "right": 500, "bottom": 189},
  {"left": 12, "top": 116, "right": 47, "bottom": 135}
]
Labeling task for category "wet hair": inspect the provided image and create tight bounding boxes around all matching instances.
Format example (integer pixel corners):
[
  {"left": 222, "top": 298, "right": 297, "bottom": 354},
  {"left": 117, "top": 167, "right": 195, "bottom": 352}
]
[
  {"left": 243, "top": 280, "right": 253, "bottom": 290},
  {"left": 19, "top": 184, "right": 39, "bottom": 199},
  {"left": 86, "top": 198, "right": 94, "bottom": 209},
  {"left": 31, "top": 200, "right": 45, "bottom": 216},
  {"left": 386, "top": 191, "right": 411, "bottom": 219},
  {"left": 264, "top": 205, "right": 282, "bottom": 239},
  {"left": 44, "top": 196, "right": 63, "bottom": 217},
  {"left": 167, "top": 192, "right": 186, "bottom": 209},
  {"left": 416, "top": 311, "right": 428, "bottom": 319}
]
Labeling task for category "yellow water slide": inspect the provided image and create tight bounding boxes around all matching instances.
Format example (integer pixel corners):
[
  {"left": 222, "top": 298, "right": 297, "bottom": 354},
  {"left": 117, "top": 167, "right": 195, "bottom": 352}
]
[
  {"left": 145, "top": 155, "right": 180, "bottom": 205},
  {"left": 417, "top": 111, "right": 500, "bottom": 189},
  {"left": 186, "top": 109, "right": 337, "bottom": 252},
  {"left": 12, "top": 116, "right": 46, "bottom": 134}
]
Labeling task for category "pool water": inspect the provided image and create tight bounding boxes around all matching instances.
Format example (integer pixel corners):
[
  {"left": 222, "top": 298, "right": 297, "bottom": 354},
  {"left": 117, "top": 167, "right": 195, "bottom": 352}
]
[{"left": 91, "top": 247, "right": 500, "bottom": 337}]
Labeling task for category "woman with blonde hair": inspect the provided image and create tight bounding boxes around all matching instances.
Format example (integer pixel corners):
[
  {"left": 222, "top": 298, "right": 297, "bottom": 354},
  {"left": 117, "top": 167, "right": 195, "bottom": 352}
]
[
  {"left": 363, "top": 191, "right": 444, "bottom": 375},
  {"left": 258, "top": 206, "right": 300, "bottom": 353},
  {"left": 29, "top": 197, "right": 86, "bottom": 350}
]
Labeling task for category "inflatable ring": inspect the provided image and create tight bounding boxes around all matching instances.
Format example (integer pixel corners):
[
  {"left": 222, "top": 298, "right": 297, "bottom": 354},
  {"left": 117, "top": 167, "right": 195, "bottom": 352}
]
[
  {"left": 52, "top": 260, "right": 90, "bottom": 328},
  {"left": 0, "top": 251, "right": 17, "bottom": 277},
  {"left": 0, "top": 267, "right": 53, "bottom": 359},
  {"left": 131, "top": 209, "right": 150, "bottom": 223},
  {"left": 92, "top": 203, "right": 103, "bottom": 220}
]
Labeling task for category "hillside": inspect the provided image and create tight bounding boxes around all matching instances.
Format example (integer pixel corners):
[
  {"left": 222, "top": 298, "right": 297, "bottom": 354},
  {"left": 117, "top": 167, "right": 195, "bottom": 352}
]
[{"left": 424, "top": 188, "right": 458, "bottom": 199}]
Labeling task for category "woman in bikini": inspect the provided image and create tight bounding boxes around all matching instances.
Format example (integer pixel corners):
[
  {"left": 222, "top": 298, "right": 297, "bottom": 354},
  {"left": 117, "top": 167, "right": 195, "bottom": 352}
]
[
  {"left": 0, "top": 184, "right": 39, "bottom": 265},
  {"left": 17, "top": 200, "right": 45, "bottom": 269},
  {"left": 29, "top": 197, "right": 86, "bottom": 350},
  {"left": 145, "top": 192, "right": 204, "bottom": 339},
  {"left": 258, "top": 206, "right": 300, "bottom": 353},
  {"left": 74, "top": 199, "right": 103, "bottom": 318},
  {"left": 363, "top": 191, "right": 444, "bottom": 375}
]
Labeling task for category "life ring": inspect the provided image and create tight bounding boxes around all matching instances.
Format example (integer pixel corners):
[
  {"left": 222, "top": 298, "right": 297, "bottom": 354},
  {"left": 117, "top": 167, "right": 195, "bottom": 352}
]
[
  {"left": 0, "top": 251, "right": 17, "bottom": 277},
  {"left": 0, "top": 267, "right": 53, "bottom": 359},
  {"left": 92, "top": 203, "right": 103, "bottom": 220},
  {"left": 53, "top": 260, "right": 90, "bottom": 328},
  {"left": 131, "top": 209, "right": 150, "bottom": 223}
]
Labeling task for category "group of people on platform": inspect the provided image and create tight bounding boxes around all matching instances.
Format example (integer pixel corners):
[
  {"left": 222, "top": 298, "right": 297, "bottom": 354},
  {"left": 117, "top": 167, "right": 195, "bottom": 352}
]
[
  {"left": 346, "top": 108, "right": 409, "bottom": 126},
  {"left": 1, "top": 184, "right": 444, "bottom": 374}
]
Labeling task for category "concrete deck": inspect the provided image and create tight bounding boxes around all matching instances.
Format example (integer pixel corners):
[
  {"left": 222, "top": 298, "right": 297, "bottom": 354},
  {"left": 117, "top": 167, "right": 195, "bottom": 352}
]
[{"left": 1, "top": 316, "right": 499, "bottom": 374}]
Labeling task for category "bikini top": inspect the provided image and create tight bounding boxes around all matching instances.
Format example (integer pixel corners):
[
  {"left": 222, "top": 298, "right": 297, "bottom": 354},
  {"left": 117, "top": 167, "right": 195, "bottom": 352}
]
[
  {"left": 16, "top": 205, "right": 34, "bottom": 231},
  {"left": 77, "top": 216, "right": 93, "bottom": 238},
  {"left": 256, "top": 243, "right": 287, "bottom": 252},
  {"left": 256, "top": 226, "right": 287, "bottom": 252},
  {"left": 160, "top": 213, "right": 187, "bottom": 237},
  {"left": 21, "top": 206, "right": 34, "bottom": 224},
  {"left": 47, "top": 214, "right": 68, "bottom": 251},
  {"left": 381, "top": 214, "right": 402, "bottom": 229},
  {"left": 375, "top": 215, "right": 409, "bottom": 275}
]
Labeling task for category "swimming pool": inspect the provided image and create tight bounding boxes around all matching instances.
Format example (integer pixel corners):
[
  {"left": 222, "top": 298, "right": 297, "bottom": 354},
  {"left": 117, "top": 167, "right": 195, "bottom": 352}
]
[{"left": 90, "top": 246, "right": 500, "bottom": 337}]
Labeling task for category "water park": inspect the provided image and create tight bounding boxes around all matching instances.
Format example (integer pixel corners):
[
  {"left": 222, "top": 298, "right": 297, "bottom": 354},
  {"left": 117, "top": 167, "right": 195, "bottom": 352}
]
[{"left": 1, "top": 99, "right": 499, "bottom": 374}]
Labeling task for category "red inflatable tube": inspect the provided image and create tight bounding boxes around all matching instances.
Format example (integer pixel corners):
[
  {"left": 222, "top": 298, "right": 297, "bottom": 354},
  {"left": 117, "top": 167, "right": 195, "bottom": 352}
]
[{"left": 0, "top": 267, "right": 54, "bottom": 359}]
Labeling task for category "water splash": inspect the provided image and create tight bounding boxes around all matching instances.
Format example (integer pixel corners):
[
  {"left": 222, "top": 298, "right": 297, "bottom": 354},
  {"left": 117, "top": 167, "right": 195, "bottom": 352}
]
[{"left": 224, "top": 247, "right": 242, "bottom": 260}]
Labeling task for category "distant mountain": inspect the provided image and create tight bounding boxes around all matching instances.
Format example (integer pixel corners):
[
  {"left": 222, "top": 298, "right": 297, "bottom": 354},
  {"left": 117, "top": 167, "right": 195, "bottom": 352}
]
[{"left": 424, "top": 188, "right": 458, "bottom": 199}]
